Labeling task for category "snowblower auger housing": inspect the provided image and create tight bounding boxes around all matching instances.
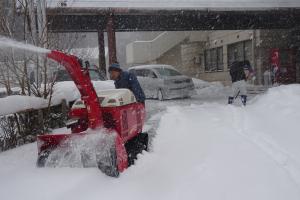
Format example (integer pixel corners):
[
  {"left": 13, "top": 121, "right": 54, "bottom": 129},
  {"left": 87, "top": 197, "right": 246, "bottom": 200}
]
[{"left": 36, "top": 50, "right": 147, "bottom": 177}]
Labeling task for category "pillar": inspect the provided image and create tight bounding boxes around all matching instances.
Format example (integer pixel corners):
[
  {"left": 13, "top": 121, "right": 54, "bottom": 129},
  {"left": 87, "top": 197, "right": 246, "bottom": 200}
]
[
  {"left": 106, "top": 14, "right": 117, "bottom": 65},
  {"left": 98, "top": 29, "right": 106, "bottom": 75}
]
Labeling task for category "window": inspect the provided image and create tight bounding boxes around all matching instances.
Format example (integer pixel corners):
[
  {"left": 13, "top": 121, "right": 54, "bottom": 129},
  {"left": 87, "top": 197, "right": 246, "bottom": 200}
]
[
  {"left": 134, "top": 69, "right": 157, "bottom": 78},
  {"left": 148, "top": 70, "right": 157, "bottom": 78},
  {"left": 135, "top": 69, "right": 146, "bottom": 77},
  {"left": 89, "top": 70, "right": 103, "bottom": 81},
  {"left": 154, "top": 68, "right": 182, "bottom": 77},
  {"left": 204, "top": 47, "right": 223, "bottom": 72},
  {"left": 129, "top": 69, "right": 135, "bottom": 74},
  {"left": 228, "top": 40, "right": 252, "bottom": 67},
  {"left": 279, "top": 50, "right": 292, "bottom": 66}
]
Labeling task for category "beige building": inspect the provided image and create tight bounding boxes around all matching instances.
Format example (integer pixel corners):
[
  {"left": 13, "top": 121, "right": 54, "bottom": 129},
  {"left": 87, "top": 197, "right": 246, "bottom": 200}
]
[{"left": 126, "top": 30, "right": 292, "bottom": 85}]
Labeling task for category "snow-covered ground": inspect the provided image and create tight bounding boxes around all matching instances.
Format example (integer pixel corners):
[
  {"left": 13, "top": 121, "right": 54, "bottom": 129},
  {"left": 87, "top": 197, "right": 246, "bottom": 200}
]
[{"left": 0, "top": 83, "right": 300, "bottom": 200}]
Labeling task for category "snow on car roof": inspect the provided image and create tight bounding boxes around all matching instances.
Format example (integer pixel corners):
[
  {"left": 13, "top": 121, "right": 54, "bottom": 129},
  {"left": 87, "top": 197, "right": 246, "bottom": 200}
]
[{"left": 47, "top": 0, "right": 300, "bottom": 9}]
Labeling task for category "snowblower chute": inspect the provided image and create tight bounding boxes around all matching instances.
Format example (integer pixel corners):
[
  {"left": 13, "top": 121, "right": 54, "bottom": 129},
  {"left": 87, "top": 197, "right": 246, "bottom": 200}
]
[{"left": 36, "top": 50, "right": 148, "bottom": 177}]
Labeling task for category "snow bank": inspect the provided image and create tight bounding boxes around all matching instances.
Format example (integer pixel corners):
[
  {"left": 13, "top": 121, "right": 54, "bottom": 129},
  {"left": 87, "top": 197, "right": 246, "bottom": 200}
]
[
  {"left": 0, "top": 84, "right": 300, "bottom": 200},
  {"left": 245, "top": 84, "right": 300, "bottom": 182},
  {"left": 0, "top": 96, "right": 48, "bottom": 116},
  {"left": 193, "top": 78, "right": 231, "bottom": 99},
  {"left": 0, "top": 81, "right": 114, "bottom": 115},
  {"left": 192, "top": 78, "right": 210, "bottom": 89},
  {"left": 0, "top": 87, "right": 20, "bottom": 93}
]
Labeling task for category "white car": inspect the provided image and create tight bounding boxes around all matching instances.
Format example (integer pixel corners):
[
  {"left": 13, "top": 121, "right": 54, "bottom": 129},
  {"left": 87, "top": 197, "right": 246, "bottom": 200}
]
[{"left": 128, "top": 65, "right": 195, "bottom": 100}]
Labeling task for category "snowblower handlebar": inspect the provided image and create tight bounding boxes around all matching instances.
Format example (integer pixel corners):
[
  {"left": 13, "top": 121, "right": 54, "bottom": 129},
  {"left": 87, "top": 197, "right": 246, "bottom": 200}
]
[{"left": 47, "top": 50, "right": 103, "bottom": 129}]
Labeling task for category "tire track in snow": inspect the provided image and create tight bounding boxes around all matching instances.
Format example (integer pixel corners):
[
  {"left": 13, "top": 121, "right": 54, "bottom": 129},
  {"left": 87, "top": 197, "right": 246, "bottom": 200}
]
[{"left": 230, "top": 106, "right": 300, "bottom": 187}]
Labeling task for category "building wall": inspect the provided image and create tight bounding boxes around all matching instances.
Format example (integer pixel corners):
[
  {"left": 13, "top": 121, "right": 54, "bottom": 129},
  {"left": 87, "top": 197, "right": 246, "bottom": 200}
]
[
  {"left": 154, "top": 41, "right": 206, "bottom": 78},
  {"left": 129, "top": 30, "right": 293, "bottom": 85},
  {"left": 148, "top": 30, "right": 255, "bottom": 84},
  {"left": 156, "top": 41, "right": 183, "bottom": 70}
]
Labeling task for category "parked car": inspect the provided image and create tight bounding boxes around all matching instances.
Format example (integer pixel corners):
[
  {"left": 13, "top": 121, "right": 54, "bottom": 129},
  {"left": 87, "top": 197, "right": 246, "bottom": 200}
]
[
  {"left": 128, "top": 65, "right": 195, "bottom": 100},
  {"left": 54, "top": 67, "right": 106, "bottom": 82}
]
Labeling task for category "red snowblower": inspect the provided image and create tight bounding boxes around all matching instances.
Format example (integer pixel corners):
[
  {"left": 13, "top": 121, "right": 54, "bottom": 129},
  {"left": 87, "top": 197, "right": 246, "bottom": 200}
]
[{"left": 36, "top": 50, "right": 148, "bottom": 177}]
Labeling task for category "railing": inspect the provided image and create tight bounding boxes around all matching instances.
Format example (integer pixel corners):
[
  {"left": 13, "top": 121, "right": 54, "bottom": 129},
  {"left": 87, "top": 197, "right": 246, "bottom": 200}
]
[
  {"left": 126, "top": 31, "right": 188, "bottom": 64},
  {"left": 0, "top": 100, "right": 69, "bottom": 152}
]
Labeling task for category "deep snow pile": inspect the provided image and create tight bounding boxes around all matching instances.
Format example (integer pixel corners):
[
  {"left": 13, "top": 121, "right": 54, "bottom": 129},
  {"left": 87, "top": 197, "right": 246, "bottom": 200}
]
[
  {"left": 192, "top": 78, "right": 211, "bottom": 89},
  {"left": 0, "top": 81, "right": 114, "bottom": 116},
  {"left": 0, "top": 95, "right": 48, "bottom": 116},
  {"left": 0, "top": 84, "right": 300, "bottom": 200}
]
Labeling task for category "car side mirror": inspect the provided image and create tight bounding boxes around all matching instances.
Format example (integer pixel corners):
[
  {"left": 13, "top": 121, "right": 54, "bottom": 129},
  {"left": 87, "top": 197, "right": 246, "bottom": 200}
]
[
  {"left": 149, "top": 74, "right": 157, "bottom": 78},
  {"left": 85, "top": 61, "right": 90, "bottom": 70}
]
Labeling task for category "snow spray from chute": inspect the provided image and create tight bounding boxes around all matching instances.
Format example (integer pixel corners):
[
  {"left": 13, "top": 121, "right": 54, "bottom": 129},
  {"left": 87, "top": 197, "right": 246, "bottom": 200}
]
[
  {"left": 0, "top": 36, "right": 50, "bottom": 54},
  {"left": 44, "top": 129, "right": 117, "bottom": 168}
]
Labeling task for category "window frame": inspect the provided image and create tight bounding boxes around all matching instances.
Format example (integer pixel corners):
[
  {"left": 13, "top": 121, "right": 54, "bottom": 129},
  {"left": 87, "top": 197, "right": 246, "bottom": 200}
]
[
  {"left": 227, "top": 40, "right": 252, "bottom": 69},
  {"left": 204, "top": 46, "right": 224, "bottom": 72}
]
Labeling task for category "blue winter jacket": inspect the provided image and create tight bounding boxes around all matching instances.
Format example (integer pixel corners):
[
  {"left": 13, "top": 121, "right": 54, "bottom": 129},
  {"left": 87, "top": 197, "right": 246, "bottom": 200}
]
[{"left": 114, "top": 71, "right": 146, "bottom": 103}]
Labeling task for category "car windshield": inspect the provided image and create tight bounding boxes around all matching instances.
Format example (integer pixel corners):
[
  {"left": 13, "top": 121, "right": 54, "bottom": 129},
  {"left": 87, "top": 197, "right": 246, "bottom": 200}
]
[
  {"left": 55, "top": 70, "right": 72, "bottom": 81},
  {"left": 155, "top": 68, "right": 182, "bottom": 77},
  {"left": 89, "top": 70, "right": 103, "bottom": 81},
  {"left": 55, "top": 69, "right": 104, "bottom": 81}
]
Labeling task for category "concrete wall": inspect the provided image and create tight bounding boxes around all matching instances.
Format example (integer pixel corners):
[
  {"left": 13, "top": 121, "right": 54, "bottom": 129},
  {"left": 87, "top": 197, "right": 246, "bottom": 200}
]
[
  {"left": 180, "top": 42, "right": 205, "bottom": 76},
  {"left": 155, "top": 41, "right": 205, "bottom": 78},
  {"left": 126, "top": 31, "right": 187, "bottom": 65},
  {"left": 156, "top": 41, "right": 183, "bottom": 70},
  {"left": 198, "top": 71, "right": 232, "bottom": 85}
]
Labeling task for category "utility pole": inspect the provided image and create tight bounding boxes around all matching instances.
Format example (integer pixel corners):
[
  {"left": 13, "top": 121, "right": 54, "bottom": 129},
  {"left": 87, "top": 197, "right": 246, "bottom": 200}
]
[
  {"left": 37, "top": 0, "right": 49, "bottom": 98},
  {"left": 28, "top": 0, "right": 38, "bottom": 45},
  {"left": 28, "top": 0, "right": 40, "bottom": 88}
]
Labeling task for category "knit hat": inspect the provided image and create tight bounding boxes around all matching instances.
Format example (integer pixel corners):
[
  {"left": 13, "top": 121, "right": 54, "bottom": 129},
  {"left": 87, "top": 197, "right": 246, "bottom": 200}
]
[{"left": 108, "top": 63, "right": 122, "bottom": 72}]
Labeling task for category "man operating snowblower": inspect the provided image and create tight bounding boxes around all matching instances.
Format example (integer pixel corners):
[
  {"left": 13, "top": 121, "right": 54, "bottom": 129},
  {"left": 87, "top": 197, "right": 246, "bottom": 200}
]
[
  {"left": 109, "top": 63, "right": 146, "bottom": 104},
  {"left": 37, "top": 51, "right": 148, "bottom": 177}
]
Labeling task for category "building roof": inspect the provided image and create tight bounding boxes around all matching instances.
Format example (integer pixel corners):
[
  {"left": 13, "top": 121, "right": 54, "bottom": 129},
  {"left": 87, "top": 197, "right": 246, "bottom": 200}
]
[{"left": 47, "top": 0, "right": 300, "bottom": 10}]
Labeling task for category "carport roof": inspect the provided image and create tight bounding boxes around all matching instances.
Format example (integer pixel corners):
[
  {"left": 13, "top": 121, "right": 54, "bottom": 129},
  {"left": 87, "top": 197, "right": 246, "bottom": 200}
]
[
  {"left": 46, "top": 0, "right": 300, "bottom": 32},
  {"left": 47, "top": 0, "right": 300, "bottom": 10}
]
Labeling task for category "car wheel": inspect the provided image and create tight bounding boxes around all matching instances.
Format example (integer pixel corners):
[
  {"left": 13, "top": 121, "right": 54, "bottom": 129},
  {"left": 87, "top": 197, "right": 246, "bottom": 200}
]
[{"left": 157, "top": 89, "right": 164, "bottom": 101}]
